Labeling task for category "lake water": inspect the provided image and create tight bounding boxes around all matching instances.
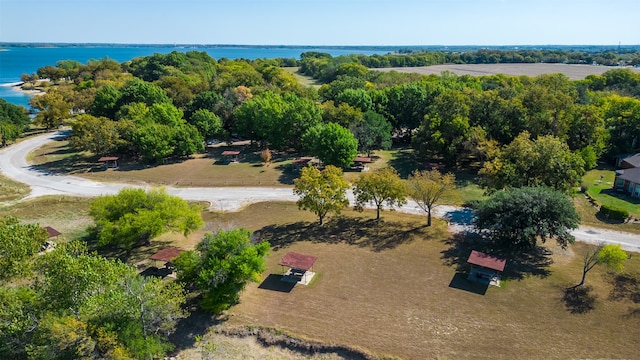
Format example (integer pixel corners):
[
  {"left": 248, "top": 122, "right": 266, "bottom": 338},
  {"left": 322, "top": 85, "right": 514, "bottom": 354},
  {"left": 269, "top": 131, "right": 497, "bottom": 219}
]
[{"left": 0, "top": 45, "right": 390, "bottom": 108}]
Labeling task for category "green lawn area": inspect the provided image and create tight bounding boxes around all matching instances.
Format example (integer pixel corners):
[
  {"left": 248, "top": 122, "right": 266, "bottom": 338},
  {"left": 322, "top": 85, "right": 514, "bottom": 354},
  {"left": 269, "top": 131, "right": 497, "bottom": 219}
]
[{"left": 582, "top": 168, "right": 640, "bottom": 218}]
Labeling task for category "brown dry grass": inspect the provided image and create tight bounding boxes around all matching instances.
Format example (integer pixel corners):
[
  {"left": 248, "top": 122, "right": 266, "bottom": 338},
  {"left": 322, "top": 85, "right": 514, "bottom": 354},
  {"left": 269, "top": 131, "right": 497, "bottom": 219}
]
[
  {"left": 196, "top": 202, "right": 640, "bottom": 360},
  {"left": 0, "top": 195, "right": 94, "bottom": 239},
  {"left": 374, "top": 63, "right": 640, "bottom": 80},
  {"left": 0, "top": 173, "right": 30, "bottom": 202},
  {"left": 30, "top": 139, "right": 303, "bottom": 187}
]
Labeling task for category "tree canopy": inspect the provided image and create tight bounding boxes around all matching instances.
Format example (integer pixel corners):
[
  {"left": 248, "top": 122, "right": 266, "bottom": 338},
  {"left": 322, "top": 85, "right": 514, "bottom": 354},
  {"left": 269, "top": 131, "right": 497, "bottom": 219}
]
[
  {"left": 480, "top": 131, "right": 586, "bottom": 192},
  {"left": 407, "top": 170, "right": 457, "bottom": 226},
  {"left": 577, "top": 243, "right": 627, "bottom": 287},
  {"left": 302, "top": 122, "right": 358, "bottom": 168},
  {"left": 89, "top": 188, "right": 203, "bottom": 250},
  {"left": 474, "top": 186, "right": 580, "bottom": 252},
  {"left": 293, "top": 165, "right": 350, "bottom": 225},
  {"left": 173, "top": 228, "right": 269, "bottom": 313},
  {"left": 0, "top": 216, "right": 48, "bottom": 282},
  {"left": 353, "top": 167, "right": 407, "bottom": 220}
]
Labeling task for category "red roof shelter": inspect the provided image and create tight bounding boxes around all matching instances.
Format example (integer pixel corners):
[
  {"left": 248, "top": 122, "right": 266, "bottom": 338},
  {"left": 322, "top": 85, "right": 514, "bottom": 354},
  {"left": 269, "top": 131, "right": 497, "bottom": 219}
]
[
  {"left": 279, "top": 252, "right": 317, "bottom": 271},
  {"left": 279, "top": 252, "right": 318, "bottom": 284},
  {"left": 221, "top": 150, "right": 240, "bottom": 163},
  {"left": 467, "top": 250, "right": 506, "bottom": 286},
  {"left": 98, "top": 156, "right": 119, "bottom": 168},
  {"left": 44, "top": 226, "right": 61, "bottom": 238},
  {"left": 150, "top": 247, "right": 183, "bottom": 263}
]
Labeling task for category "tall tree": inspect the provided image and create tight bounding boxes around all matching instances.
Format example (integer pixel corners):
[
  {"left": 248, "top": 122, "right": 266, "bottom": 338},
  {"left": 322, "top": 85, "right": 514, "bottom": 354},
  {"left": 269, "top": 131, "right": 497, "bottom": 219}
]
[
  {"left": 30, "top": 91, "right": 70, "bottom": 129},
  {"left": 474, "top": 186, "right": 580, "bottom": 252},
  {"left": 407, "top": 170, "right": 457, "bottom": 226},
  {"left": 350, "top": 110, "right": 392, "bottom": 157},
  {"left": 302, "top": 122, "right": 358, "bottom": 168},
  {"left": 293, "top": 165, "right": 350, "bottom": 225},
  {"left": 577, "top": 243, "right": 627, "bottom": 287},
  {"left": 353, "top": 167, "right": 407, "bottom": 220},
  {"left": 69, "top": 114, "right": 123, "bottom": 155},
  {"left": 173, "top": 228, "right": 269, "bottom": 313}
]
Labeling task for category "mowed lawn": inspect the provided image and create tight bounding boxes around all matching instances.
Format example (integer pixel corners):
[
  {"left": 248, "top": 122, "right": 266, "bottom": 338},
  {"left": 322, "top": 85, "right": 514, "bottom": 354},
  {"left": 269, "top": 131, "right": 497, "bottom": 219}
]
[{"left": 204, "top": 203, "right": 639, "bottom": 360}]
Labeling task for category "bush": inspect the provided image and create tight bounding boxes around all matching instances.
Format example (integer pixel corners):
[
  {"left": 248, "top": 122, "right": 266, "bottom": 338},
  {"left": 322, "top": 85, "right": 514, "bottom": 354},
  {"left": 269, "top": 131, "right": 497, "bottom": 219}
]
[{"left": 599, "top": 205, "right": 629, "bottom": 221}]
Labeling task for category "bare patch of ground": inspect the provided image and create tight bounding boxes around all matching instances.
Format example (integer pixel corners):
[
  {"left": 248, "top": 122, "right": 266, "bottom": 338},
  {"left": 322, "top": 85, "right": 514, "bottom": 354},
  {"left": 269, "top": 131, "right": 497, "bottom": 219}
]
[{"left": 374, "top": 63, "right": 640, "bottom": 80}]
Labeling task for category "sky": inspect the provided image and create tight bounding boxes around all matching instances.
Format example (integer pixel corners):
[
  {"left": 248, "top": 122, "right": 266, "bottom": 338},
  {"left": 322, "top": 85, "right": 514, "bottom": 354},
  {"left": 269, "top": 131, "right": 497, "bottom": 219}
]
[{"left": 1, "top": 0, "right": 639, "bottom": 46}]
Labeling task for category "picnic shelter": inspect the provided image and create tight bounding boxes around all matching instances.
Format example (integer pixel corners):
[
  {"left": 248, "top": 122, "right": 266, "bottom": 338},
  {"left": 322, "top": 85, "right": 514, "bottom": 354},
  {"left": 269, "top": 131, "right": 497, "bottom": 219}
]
[
  {"left": 221, "top": 150, "right": 240, "bottom": 163},
  {"left": 279, "top": 251, "right": 317, "bottom": 285},
  {"left": 467, "top": 250, "right": 506, "bottom": 287},
  {"left": 352, "top": 156, "right": 372, "bottom": 171},
  {"left": 150, "top": 247, "right": 183, "bottom": 269},
  {"left": 98, "top": 156, "right": 119, "bottom": 169}
]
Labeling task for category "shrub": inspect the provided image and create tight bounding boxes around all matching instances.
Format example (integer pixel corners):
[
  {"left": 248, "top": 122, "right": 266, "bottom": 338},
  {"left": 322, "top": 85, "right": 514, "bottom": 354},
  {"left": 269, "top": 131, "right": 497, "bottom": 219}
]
[{"left": 599, "top": 205, "right": 629, "bottom": 221}]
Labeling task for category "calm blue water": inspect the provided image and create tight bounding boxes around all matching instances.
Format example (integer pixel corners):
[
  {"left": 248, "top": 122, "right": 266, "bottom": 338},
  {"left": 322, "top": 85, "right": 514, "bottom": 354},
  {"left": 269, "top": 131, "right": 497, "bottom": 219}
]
[{"left": 0, "top": 46, "right": 389, "bottom": 108}]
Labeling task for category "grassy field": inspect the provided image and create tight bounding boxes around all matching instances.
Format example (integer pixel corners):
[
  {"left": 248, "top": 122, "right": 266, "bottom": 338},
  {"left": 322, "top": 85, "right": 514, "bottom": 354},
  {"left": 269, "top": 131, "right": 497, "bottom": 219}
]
[
  {"left": 0, "top": 173, "right": 30, "bottom": 203},
  {"left": 374, "top": 63, "right": 640, "bottom": 81},
  {"left": 282, "top": 67, "right": 322, "bottom": 88},
  {"left": 582, "top": 168, "right": 640, "bottom": 218},
  {"left": 198, "top": 202, "right": 640, "bottom": 360},
  {"left": 1, "top": 194, "right": 639, "bottom": 359}
]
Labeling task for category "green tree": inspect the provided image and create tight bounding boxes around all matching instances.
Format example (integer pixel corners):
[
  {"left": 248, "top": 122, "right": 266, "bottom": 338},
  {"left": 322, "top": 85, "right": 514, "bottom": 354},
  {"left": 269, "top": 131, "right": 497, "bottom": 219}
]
[
  {"left": 89, "top": 188, "right": 203, "bottom": 250},
  {"left": 353, "top": 167, "right": 407, "bottom": 220},
  {"left": 350, "top": 110, "right": 392, "bottom": 157},
  {"left": 116, "top": 78, "right": 171, "bottom": 109},
  {"left": 189, "top": 108, "right": 223, "bottom": 139},
  {"left": 480, "top": 131, "right": 585, "bottom": 192},
  {"left": 30, "top": 91, "right": 70, "bottom": 129},
  {"left": 577, "top": 243, "right": 627, "bottom": 287},
  {"left": 407, "top": 170, "right": 457, "bottom": 226},
  {"left": 0, "top": 98, "right": 30, "bottom": 146},
  {"left": 302, "top": 122, "right": 358, "bottom": 168},
  {"left": 69, "top": 114, "right": 123, "bottom": 155},
  {"left": 0, "top": 216, "right": 48, "bottom": 282},
  {"left": 173, "top": 228, "right": 269, "bottom": 313},
  {"left": 293, "top": 165, "right": 350, "bottom": 225},
  {"left": 90, "top": 85, "right": 121, "bottom": 119},
  {"left": 0, "top": 286, "right": 40, "bottom": 357},
  {"left": 474, "top": 186, "right": 580, "bottom": 251}
]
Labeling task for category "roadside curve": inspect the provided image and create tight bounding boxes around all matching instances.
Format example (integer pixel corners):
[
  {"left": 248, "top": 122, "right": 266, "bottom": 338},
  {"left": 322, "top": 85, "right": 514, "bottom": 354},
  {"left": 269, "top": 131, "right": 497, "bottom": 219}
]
[{"left": 1, "top": 130, "right": 639, "bottom": 252}]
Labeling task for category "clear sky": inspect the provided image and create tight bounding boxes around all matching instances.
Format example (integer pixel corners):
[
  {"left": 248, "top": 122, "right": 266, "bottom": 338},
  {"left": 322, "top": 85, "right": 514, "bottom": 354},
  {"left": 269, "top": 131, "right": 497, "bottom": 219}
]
[{"left": 1, "top": 0, "right": 638, "bottom": 46}]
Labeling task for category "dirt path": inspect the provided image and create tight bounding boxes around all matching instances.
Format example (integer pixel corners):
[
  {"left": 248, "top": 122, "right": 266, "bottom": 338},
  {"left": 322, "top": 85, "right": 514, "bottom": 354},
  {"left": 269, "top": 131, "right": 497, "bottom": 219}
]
[{"left": 2, "top": 130, "right": 639, "bottom": 252}]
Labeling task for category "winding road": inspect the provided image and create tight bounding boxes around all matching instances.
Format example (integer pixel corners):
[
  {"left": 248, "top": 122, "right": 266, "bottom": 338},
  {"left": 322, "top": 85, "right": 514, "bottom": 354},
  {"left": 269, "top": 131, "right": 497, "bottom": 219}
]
[{"left": 2, "top": 130, "right": 640, "bottom": 252}]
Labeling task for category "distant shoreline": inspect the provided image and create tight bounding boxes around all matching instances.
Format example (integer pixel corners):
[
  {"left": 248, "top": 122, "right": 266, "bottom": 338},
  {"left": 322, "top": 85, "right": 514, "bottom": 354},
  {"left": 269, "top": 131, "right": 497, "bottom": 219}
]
[{"left": 9, "top": 82, "right": 45, "bottom": 96}]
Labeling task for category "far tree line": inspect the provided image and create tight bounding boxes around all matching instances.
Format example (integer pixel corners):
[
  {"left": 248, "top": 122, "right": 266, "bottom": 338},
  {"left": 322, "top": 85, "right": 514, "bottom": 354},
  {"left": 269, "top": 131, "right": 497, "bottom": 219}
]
[{"left": 0, "top": 50, "right": 636, "bottom": 194}]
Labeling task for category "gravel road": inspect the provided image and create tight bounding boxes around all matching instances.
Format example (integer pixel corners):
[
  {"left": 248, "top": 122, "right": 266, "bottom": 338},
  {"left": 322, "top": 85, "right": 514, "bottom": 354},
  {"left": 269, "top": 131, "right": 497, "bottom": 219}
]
[{"left": 2, "top": 130, "right": 639, "bottom": 252}]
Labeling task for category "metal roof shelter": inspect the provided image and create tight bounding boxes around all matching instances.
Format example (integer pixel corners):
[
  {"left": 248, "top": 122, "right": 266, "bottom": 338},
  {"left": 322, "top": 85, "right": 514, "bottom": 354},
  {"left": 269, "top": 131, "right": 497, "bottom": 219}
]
[
  {"left": 98, "top": 156, "right": 119, "bottom": 168},
  {"left": 278, "top": 252, "right": 317, "bottom": 285},
  {"left": 150, "top": 247, "right": 183, "bottom": 263},
  {"left": 467, "top": 250, "right": 506, "bottom": 287},
  {"left": 352, "top": 157, "right": 372, "bottom": 171},
  {"left": 221, "top": 150, "right": 240, "bottom": 163},
  {"left": 44, "top": 226, "right": 61, "bottom": 238}
]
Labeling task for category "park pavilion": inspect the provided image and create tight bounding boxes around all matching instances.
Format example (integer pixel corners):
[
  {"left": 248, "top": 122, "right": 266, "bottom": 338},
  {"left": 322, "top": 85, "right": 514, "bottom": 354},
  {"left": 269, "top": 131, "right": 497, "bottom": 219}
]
[
  {"left": 279, "top": 251, "right": 317, "bottom": 285},
  {"left": 467, "top": 250, "right": 506, "bottom": 287}
]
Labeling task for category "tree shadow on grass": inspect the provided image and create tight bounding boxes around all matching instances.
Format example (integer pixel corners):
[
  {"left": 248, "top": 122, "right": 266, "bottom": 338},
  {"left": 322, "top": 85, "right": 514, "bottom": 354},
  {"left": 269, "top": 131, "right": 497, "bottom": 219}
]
[
  {"left": 387, "top": 149, "right": 422, "bottom": 179},
  {"left": 440, "top": 232, "right": 553, "bottom": 281},
  {"left": 255, "top": 216, "right": 437, "bottom": 252},
  {"left": 275, "top": 162, "right": 299, "bottom": 185},
  {"left": 608, "top": 272, "right": 640, "bottom": 303},
  {"left": 169, "top": 301, "right": 224, "bottom": 354},
  {"left": 562, "top": 285, "right": 597, "bottom": 314}
]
